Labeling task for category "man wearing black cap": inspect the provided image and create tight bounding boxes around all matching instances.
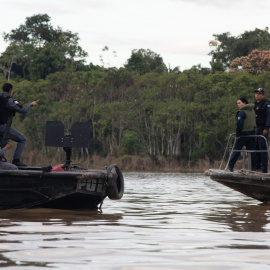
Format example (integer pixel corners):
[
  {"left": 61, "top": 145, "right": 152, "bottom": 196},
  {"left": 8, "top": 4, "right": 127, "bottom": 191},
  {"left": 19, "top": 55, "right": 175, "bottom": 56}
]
[{"left": 254, "top": 88, "right": 270, "bottom": 173}]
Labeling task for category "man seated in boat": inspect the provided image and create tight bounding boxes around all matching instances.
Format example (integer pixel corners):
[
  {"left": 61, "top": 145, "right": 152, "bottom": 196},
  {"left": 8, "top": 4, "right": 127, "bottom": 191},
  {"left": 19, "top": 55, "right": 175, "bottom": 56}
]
[
  {"left": 0, "top": 142, "right": 18, "bottom": 170},
  {"left": 0, "top": 83, "right": 38, "bottom": 167},
  {"left": 228, "top": 97, "right": 257, "bottom": 172}
]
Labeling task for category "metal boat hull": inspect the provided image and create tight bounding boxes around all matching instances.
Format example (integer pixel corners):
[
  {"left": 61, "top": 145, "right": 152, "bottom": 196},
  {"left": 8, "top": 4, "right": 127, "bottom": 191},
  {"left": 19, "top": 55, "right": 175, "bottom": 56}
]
[
  {"left": 205, "top": 169, "right": 270, "bottom": 203},
  {"left": 0, "top": 165, "right": 124, "bottom": 210}
]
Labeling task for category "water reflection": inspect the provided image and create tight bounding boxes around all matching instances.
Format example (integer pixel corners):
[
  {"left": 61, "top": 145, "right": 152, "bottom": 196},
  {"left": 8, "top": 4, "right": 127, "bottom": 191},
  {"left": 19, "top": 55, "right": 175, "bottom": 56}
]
[
  {"left": 206, "top": 204, "right": 270, "bottom": 232},
  {"left": 0, "top": 208, "right": 123, "bottom": 226}
]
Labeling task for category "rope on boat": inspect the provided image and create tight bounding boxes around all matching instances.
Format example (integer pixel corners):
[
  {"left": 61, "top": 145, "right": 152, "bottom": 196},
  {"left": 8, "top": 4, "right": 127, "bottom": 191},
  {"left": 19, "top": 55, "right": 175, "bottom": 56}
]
[
  {"left": 239, "top": 168, "right": 268, "bottom": 176},
  {"left": 239, "top": 169, "right": 256, "bottom": 175},
  {"left": 239, "top": 169, "right": 270, "bottom": 180}
]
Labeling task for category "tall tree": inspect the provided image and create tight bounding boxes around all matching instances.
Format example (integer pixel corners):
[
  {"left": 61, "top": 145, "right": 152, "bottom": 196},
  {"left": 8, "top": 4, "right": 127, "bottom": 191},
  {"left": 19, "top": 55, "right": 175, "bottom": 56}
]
[
  {"left": 1, "top": 14, "right": 88, "bottom": 80},
  {"left": 0, "top": 44, "right": 21, "bottom": 81},
  {"left": 124, "top": 48, "right": 167, "bottom": 75},
  {"left": 230, "top": 49, "right": 270, "bottom": 74},
  {"left": 209, "top": 27, "right": 270, "bottom": 70}
]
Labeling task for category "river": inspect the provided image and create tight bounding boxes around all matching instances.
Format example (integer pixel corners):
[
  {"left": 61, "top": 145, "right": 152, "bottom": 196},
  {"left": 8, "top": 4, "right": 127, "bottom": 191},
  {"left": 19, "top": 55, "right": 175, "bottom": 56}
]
[{"left": 1, "top": 172, "right": 270, "bottom": 269}]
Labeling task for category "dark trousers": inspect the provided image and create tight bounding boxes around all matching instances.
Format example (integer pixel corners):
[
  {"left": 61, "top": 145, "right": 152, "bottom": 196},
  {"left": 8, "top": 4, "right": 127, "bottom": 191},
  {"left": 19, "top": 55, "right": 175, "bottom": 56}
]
[
  {"left": 0, "top": 124, "right": 26, "bottom": 161},
  {"left": 229, "top": 132, "right": 256, "bottom": 170},
  {"left": 256, "top": 125, "right": 268, "bottom": 170}
]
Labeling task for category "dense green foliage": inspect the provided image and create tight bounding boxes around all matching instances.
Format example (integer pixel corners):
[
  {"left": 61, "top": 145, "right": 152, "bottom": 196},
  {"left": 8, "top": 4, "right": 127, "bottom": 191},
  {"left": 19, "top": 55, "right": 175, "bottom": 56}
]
[{"left": 0, "top": 69, "right": 267, "bottom": 164}]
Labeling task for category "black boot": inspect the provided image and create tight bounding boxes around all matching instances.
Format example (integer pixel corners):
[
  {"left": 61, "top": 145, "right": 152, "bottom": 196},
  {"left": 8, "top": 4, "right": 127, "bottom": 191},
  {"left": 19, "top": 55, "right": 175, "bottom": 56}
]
[
  {"left": 12, "top": 159, "right": 27, "bottom": 167},
  {"left": 256, "top": 168, "right": 268, "bottom": 173}
]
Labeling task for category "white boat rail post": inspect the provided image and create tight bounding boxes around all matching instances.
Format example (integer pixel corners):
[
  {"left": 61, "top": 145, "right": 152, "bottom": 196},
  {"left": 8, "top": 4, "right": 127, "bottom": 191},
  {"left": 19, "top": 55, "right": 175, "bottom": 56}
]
[
  {"left": 242, "top": 145, "right": 247, "bottom": 169},
  {"left": 247, "top": 148, "right": 251, "bottom": 170},
  {"left": 220, "top": 133, "right": 236, "bottom": 170},
  {"left": 257, "top": 134, "right": 270, "bottom": 169}
]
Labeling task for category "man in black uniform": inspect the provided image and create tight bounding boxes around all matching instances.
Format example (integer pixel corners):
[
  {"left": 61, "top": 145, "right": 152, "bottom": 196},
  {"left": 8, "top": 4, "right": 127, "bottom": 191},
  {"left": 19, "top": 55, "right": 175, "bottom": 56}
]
[
  {"left": 0, "top": 83, "right": 38, "bottom": 166},
  {"left": 254, "top": 88, "right": 270, "bottom": 173}
]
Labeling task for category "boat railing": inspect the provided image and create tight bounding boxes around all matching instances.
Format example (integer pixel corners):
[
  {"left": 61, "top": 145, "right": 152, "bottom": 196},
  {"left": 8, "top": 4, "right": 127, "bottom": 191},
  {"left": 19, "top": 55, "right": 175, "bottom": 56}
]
[{"left": 220, "top": 133, "right": 270, "bottom": 170}]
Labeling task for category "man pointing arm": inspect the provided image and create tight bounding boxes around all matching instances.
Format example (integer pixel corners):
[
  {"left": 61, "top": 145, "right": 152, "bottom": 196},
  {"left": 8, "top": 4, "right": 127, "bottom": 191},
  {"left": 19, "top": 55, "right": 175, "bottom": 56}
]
[{"left": 0, "top": 83, "right": 38, "bottom": 167}]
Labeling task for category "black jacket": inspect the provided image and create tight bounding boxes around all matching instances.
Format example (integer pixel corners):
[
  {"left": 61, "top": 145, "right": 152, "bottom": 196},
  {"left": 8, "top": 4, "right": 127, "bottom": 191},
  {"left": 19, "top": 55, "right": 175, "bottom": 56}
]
[
  {"left": 0, "top": 92, "right": 33, "bottom": 125},
  {"left": 254, "top": 98, "right": 270, "bottom": 129}
]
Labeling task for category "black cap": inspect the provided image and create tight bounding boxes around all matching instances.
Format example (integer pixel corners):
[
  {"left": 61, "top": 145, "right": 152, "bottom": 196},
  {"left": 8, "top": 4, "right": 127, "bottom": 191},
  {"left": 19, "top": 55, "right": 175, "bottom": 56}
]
[{"left": 255, "top": 88, "right": 265, "bottom": 94}]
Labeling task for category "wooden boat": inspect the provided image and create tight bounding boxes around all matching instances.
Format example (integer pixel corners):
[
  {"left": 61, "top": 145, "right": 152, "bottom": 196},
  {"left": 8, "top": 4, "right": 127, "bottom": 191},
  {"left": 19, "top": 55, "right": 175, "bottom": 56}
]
[
  {"left": 0, "top": 121, "right": 124, "bottom": 210},
  {"left": 204, "top": 133, "right": 270, "bottom": 203}
]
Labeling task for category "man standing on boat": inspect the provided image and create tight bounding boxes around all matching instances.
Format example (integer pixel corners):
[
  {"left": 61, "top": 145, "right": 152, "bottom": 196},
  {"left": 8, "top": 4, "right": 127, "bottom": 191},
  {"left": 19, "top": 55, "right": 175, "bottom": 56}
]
[
  {"left": 0, "top": 83, "right": 38, "bottom": 167},
  {"left": 254, "top": 88, "right": 270, "bottom": 173}
]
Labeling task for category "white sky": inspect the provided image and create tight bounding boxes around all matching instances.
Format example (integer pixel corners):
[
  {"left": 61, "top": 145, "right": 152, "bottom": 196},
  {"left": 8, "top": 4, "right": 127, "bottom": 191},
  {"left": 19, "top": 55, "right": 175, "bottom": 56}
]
[{"left": 1, "top": 0, "right": 270, "bottom": 70}]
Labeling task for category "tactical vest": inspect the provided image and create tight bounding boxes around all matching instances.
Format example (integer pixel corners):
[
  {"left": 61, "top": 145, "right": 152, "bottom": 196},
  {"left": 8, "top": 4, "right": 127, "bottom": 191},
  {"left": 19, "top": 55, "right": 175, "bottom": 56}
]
[
  {"left": 239, "top": 104, "right": 256, "bottom": 132},
  {"left": 254, "top": 98, "right": 269, "bottom": 126},
  {"left": 0, "top": 94, "right": 12, "bottom": 124}
]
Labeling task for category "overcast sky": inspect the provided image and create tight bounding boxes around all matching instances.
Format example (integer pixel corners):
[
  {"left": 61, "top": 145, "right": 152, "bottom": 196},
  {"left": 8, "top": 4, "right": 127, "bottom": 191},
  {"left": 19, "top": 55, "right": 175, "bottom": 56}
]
[{"left": 1, "top": 0, "right": 270, "bottom": 70}]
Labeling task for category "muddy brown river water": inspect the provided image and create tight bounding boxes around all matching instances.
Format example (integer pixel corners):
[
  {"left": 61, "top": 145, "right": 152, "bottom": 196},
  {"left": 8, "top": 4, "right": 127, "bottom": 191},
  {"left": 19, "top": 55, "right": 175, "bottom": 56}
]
[{"left": 1, "top": 172, "right": 270, "bottom": 269}]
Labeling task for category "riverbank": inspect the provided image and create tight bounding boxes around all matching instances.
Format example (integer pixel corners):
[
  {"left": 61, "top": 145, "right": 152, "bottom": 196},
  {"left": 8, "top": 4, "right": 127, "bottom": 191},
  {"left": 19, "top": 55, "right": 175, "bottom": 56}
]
[{"left": 12, "top": 151, "right": 220, "bottom": 173}]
